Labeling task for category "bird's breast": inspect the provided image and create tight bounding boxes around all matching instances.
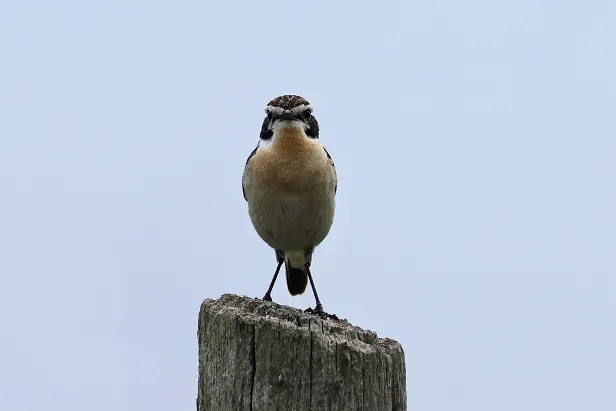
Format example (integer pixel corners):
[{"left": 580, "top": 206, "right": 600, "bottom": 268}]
[{"left": 248, "top": 129, "right": 334, "bottom": 195}]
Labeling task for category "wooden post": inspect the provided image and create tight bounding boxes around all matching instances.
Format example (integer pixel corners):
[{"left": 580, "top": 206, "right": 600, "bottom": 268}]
[{"left": 197, "top": 294, "right": 407, "bottom": 411}]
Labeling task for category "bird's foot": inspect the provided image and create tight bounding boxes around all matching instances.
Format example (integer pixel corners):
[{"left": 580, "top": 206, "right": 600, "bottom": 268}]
[
  {"left": 305, "top": 303, "right": 339, "bottom": 321},
  {"left": 262, "top": 293, "right": 273, "bottom": 302}
]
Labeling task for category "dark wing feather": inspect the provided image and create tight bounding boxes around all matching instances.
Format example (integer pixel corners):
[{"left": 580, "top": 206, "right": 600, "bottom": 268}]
[
  {"left": 322, "top": 146, "right": 337, "bottom": 194},
  {"left": 242, "top": 146, "right": 258, "bottom": 201}
]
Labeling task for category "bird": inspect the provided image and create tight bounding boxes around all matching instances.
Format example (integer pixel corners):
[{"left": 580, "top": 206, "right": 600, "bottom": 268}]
[{"left": 242, "top": 95, "right": 338, "bottom": 320}]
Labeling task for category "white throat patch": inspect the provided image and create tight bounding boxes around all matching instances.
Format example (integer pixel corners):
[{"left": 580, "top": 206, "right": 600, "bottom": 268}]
[{"left": 259, "top": 120, "right": 308, "bottom": 149}]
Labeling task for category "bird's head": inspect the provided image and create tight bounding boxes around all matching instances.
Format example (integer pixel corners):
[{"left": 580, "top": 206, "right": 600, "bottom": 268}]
[{"left": 260, "top": 95, "right": 319, "bottom": 141}]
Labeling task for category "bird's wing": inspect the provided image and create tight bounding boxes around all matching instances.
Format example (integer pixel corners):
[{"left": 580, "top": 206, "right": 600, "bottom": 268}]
[
  {"left": 242, "top": 145, "right": 258, "bottom": 201},
  {"left": 322, "top": 146, "right": 337, "bottom": 194}
]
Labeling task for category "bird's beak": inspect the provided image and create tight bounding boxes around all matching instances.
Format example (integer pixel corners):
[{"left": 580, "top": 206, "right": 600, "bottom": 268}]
[{"left": 280, "top": 110, "right": 295, "bottom": 121}]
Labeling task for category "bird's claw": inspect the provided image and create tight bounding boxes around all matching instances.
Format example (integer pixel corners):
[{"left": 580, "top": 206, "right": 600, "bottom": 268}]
[
  {"left": 305, "top": 304, "right": 339, "bottom": 321},
  {"left": 262, "top": 293, "right": 272, "bottom": 302}
]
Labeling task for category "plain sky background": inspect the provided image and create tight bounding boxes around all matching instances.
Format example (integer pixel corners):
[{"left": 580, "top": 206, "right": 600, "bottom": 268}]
[{"left": 1, "top": 0, "right": 614, "bottom": 410}]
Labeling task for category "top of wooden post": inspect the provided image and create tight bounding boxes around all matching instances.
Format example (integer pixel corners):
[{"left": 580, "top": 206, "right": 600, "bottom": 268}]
[{"left": 197, "top": 293, "right": 407, "bottom": 411}]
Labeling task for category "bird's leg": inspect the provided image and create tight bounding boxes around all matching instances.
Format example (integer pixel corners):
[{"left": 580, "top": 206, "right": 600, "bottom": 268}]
[
  {"left": 262, "top": 253, "right": 284, "bottom": 302},
  {"left": 304, "top": 263, "right": 339, "bottom": 321}
]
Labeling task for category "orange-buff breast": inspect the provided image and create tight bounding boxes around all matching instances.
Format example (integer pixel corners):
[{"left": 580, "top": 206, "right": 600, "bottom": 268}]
[{"left": 251, "top": 129, "right": 328, "bottom": 194}]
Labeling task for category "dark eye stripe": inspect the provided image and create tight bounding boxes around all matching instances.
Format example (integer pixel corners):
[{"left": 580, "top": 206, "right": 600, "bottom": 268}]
[
  {"left": 260, "top": 118, "right": 273, "bottom": 140},
  {"left": 305, "top": 116, "right": 319, "bottom": 139}
]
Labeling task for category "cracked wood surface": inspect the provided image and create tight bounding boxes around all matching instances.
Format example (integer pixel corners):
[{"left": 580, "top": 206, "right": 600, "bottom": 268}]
[{"left": 197, "top": 294, "right": 407, "bottom": 411}]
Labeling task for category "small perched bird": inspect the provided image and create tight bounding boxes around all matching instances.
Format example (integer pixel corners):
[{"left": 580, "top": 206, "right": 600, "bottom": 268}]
[{"left": 242, "top": 95, "right": 338, "bottom": 319}]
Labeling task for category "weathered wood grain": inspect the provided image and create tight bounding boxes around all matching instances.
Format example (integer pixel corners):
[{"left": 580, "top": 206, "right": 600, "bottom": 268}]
[{"left": 197, "top": 294, "right": 406, "bottom": 411}]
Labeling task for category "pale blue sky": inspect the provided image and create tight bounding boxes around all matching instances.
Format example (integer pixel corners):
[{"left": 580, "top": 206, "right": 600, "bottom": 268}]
[{"left": 1, "top": 1, "right": 614, "bottom": 410}]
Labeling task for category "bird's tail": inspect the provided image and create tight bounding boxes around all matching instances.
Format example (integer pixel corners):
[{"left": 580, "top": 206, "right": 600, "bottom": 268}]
[{"left": 285, "top": 251, "right": 308, "bottom": 296}]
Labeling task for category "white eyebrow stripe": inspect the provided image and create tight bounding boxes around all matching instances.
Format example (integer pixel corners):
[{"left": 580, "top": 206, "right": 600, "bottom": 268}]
[{"left": 265, "top": 104, "right": 313, "bottom": 115}]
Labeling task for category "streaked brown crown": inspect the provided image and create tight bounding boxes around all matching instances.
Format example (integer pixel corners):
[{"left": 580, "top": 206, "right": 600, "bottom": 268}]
[{"left": 267, "top": 95, "right": 310, "bottom": 109}]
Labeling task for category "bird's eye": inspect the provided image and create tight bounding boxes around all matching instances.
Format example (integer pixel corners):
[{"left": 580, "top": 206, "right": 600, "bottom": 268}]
[
  {"left": 266, "top": 111, "right": 273, "bottom": 121},
  {"left": 302, "top": 110, "right": 312, "bottom": 120}
]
